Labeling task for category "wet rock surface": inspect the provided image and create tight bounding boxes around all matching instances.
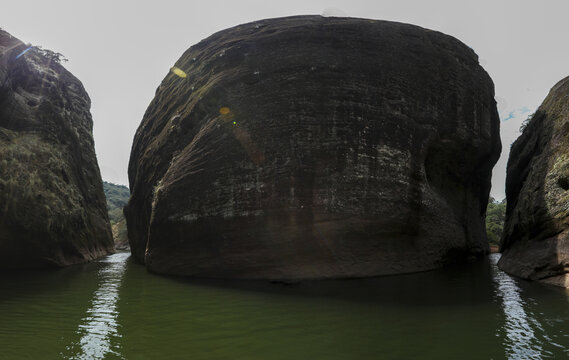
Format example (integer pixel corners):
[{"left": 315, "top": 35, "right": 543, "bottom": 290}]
[
  {"left": 0, "top": 30, "right": 114, "bottom": 268},
  {"left": 126, "top": 16, "right": 500, "bottom": 279},
  {"left": 499, "top": 76, "right": 569, "bottom": 286}
]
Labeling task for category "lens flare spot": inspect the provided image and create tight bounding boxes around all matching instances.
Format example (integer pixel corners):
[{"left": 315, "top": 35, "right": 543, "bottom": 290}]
[
  {"left": 219, "top": 107, "right": 231, "bottom": 115},
  {"left": 170, "top": 67, "right": 187, "bottom": 78}
]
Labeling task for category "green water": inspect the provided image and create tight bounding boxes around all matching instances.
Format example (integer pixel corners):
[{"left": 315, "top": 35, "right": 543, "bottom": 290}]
[{"left": 1, "top": 253, "right": 568, "bottom": 359}]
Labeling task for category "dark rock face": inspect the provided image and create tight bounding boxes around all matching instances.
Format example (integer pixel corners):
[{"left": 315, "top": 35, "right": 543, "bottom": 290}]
[
  {"left": 499, "top": 77, "right": 569, "bottom": 287},
  {"left": 126, "top": 16, "right": 501, "bottom": 279},
  {"left": 0, "top": 30, "right": 115, "bottom": 268}
]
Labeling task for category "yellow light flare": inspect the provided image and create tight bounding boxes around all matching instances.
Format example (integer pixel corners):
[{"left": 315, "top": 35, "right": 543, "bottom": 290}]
[
  {"left": 170, "top": 66, "right": 187, "bottom": 78},
  {"left": 219, "top": 107, "right": 231, "bottom": 115}
]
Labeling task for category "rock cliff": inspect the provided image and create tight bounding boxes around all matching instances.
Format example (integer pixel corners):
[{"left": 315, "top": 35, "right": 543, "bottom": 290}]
[
  {"left": 499, "top": 76, "right": 569, "bottom": 287},
  {"left": 125, "top": 16, "right": 501, "bottom": 279},
  {"left": 0, "top": 30, "right": 115, "bottom": 268}
]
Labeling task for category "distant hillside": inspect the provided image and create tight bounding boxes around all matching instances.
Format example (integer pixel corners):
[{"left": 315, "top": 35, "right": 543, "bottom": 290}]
[
  {"left": 103, "top": 181, "right": 130, "bottom": 223},
  {"left": 486, "top": 197, "right": 506, "bottom": 248},
  {"left": 103, "top": 181, "right": 130, "bottom": 249}
]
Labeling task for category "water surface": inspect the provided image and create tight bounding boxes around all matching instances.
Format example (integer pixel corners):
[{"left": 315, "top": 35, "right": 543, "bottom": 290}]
[{"left": 1, "top": 253, "right": 568, "bottom": 359}]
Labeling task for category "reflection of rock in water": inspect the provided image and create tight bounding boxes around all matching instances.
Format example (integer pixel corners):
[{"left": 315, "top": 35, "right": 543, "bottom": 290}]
[
  {"left": 68, "top": 252, "right": 129, "bottom": 359},
  {"left": 490, "top": 254, "right": 544, "bottom": 359}
]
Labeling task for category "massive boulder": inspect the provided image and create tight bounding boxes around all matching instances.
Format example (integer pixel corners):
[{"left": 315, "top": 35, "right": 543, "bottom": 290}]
[
  {"left": 499, "top": 76, "right": 569, "bottom": 287},
  {"left": 126, "top": 16, "right": 501, "bottom": 279},
  {"left": 0, "top": 30, "right": 114, "bottom": 268}
]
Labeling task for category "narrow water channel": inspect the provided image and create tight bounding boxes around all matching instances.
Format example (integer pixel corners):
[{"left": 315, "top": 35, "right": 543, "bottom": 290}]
[{"left": 1, "top": 253, "right": 568, "bottom": 359}]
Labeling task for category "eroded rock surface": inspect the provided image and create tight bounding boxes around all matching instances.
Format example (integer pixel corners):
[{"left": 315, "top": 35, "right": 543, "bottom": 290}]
[
  {"left": 0, "top": 30, "right": 114, "bottom": 268},
  {"left": 126, "top": 16, "right": 501, "bottom": 279},
  {"left": 499, "top": 76, "right": 569, "bottom": 286}
]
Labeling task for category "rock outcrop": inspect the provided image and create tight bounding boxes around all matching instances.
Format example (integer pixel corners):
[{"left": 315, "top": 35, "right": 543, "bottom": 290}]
[
  {"left": 125, "top": 16, "right": 501, "bottom": 279},
  {"left": 0, "top": 30, "right": 115, "bottom": 268},
  {"left": 499, "top": 76, "right": 569, "bottom": 287}
]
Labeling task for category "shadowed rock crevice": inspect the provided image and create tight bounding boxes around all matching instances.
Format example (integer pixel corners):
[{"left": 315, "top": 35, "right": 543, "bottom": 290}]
[
  {"left": 0, "top": 30, "right": 115, "bottom": 268},
  {"left": 499, "top": 76, "right": 569, "bottom": 286},
  {"left": 125, "top": 16, "right": 500, "bottom": 279}
]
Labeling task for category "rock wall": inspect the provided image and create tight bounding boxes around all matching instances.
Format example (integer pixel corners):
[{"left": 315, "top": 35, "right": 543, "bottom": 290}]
[
  {"left": 126, "top": 16, "right": 501, "bottom": 279},
  {"left": 499, "top": 76, "right": 569, "bottom": 287},
  {"left": 0, "top": 30, "right": 115, "bottom": 268}
]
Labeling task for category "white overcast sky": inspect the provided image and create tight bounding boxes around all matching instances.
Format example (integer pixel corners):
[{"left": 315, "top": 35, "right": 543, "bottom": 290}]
[{"left": 2, "top": 0, "right": 569, "bottom": 200}]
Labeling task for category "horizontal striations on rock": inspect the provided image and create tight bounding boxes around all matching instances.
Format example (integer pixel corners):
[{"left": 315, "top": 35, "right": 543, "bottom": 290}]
[
  {"left": 0, "top": 30, "right": 115, "bottom": 268},
  {"left": 499, "top": 76, "right": 569, "bottom": 287},
  {"left": 125, "top": 16, "right": 501, "bottom": 279}
]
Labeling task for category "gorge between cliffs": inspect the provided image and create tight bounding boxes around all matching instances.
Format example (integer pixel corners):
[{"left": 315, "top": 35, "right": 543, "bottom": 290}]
[{"left": 1, "top": 14, "right": 569, "bottom": 360}]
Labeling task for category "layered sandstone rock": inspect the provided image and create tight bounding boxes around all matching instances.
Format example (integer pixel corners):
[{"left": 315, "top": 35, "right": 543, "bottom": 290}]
[
  {"left": 0, "top": 30, "right": 114, "bottom": 268},
  {"left": 126, "top": 16, "right": 500, "bottom": 279},
  {"left": 499, "top": 76, "right": 569, "bottom": 287}
]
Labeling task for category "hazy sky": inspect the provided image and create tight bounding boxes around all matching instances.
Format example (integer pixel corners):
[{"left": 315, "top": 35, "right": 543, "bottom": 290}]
[{"left": 2, "top": 0, "right": 569, "bottom": 200}]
